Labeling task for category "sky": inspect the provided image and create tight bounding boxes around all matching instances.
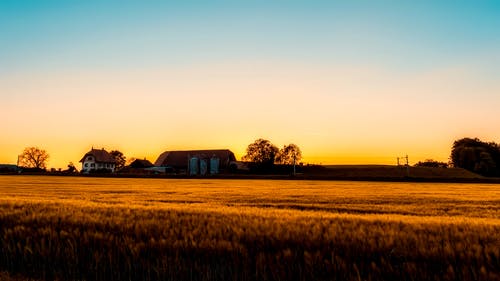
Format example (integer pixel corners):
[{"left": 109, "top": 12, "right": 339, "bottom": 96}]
[{"left": 1, "top": 0, "right": 499, "bottom": 169}]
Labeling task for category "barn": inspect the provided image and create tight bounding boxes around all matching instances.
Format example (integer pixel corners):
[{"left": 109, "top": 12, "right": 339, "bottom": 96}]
[{"left": 154, "top": 149, "right": 236, "bottom": 175}]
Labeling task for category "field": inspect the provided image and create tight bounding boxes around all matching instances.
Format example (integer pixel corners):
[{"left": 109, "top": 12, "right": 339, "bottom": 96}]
[
  {"left": 0, "top": 176, "right": 499, "bottom": 281},
  {"left": 306, "top": 165, "right": 485, "bottom": 180}
]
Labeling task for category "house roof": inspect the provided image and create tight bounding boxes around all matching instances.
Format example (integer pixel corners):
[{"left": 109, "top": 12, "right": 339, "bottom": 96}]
[
  {"left": 0, "top": 164, "right": 18, "bottom": 171},
  {"left": 154, "top": 149, "right": 236, "bottom": 168},
  {"left": 129, "top": 159, "right": 154, "bottom": 168},
  {"left": 79, "top": 149, "right": 117, "bottom": 164}
]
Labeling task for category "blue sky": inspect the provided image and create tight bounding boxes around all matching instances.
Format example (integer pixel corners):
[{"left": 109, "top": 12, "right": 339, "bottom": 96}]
[
  {"left": 1, "top": 1, "right": 499, "bottom": 167},
  {"left": 2, "top": 1, "right": 499, "bottom": 73}
]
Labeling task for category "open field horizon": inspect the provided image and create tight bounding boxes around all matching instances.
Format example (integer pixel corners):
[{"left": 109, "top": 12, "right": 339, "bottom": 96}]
[
  {"left": 0, "top": 176, "right": 499, "bottom": 280},
  {"left": 2, "top": 2, "right": 499, "bottom": 279}
]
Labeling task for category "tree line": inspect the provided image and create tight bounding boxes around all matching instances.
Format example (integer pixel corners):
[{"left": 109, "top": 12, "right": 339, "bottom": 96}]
[
  {"left": 242, "top": 139, "right": 302, "bottom": 165},
  {"left": 414, "top": 137, "right": 500, "bottom": 177},
  {"left": 13, "top": 137, "right": 500, "bottom": 177},
  {"left": 241, "top": 138, "right": 302, "bottom": 173}
]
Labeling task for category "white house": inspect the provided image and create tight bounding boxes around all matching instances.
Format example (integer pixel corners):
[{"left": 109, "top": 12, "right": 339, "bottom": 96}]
[{"left": 79, "top": 148, "right": 116, "bottom": 173}]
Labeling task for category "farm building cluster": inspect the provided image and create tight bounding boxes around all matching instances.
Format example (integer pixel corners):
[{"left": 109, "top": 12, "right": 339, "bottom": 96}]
[{"left": 80, "top": 148, "right": 239, "bottom": 175}]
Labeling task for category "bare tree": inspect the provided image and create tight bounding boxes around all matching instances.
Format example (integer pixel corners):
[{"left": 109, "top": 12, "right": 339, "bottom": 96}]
[{"left": 19, "top": 147, "right": 49, "bottom": 169}]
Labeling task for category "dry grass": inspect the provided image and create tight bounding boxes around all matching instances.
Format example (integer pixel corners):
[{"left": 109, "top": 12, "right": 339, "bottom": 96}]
[{"left": 0, "top": 176, "right": 499, "bottom": 280}]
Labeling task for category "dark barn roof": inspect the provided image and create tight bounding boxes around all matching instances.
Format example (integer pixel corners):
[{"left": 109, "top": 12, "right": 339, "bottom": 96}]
[
  {"left": 154, "top": 149, "right": 236, "bottom": 169},
  {"left": 79, "top": 149, "right": 117, "bottom": 164},
  {"left": 129, "top": 159, "right": 154, "bottom": 168}
]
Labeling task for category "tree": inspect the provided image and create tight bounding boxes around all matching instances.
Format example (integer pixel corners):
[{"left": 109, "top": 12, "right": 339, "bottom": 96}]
[
  {"left": 110, "top": 150, "right": 126, "bottom": 170},
  {"left": 242, "top": 139, "right": 279, "bottom": 166},
  {"left": 276, "top": 144, "right": 302, "bottom": 165},
  {"left": 450, "top": 138, "right": 500, "bottom": 176},
  {"left": 19, "top": 147, "right": 49, "bottom": 169}
]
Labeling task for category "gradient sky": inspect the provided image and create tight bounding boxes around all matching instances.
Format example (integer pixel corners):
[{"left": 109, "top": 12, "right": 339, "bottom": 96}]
[{"left": 1, "top": 1, "right": 499, "bottom": 169}]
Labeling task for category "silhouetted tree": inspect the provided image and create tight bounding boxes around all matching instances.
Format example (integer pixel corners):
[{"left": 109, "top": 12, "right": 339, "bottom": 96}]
[
  {"left": 66, "top": 162, "right": 77, "bottom": 173},
  {"left": 450, "top": 138, "right": 500, "bottom": 176},
  {"left": 276, "top": 144, "right": 302, "bottom": 165},
  {"left": 110, "top": 150, "right": 126, "bottom": 170},
  {"left": 19, "top": 147, "right": 49, "bottom": 169},
  {"left": 242, "top": 139, "right": 279, "bottom": 168}
]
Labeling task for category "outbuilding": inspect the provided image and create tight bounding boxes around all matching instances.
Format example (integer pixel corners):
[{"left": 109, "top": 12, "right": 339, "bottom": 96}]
[
  {"left": 129, "top": 159, "right": 154, "bottom": 169},
  {"left": 154, "top": 149, "right": 236, "bottom": 175}
]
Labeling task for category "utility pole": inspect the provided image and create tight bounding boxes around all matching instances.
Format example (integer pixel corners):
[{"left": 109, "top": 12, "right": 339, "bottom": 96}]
[
  {"left": 406, "top": 155, "right": 410, "bottom": 177},
  {"left": 397, "top": 155, "right": 410, "bottom": 177},
  {"left": 16, "top": 155, "right": 21, "bottom": 173}
]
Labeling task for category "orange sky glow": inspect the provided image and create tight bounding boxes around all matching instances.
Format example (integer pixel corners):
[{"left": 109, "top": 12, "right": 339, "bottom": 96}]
[{"left": 2, "top": 60, "right": 499, "bottom": 169}]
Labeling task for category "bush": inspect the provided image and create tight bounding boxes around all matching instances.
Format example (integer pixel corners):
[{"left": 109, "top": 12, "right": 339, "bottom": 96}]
[{"left": 414, "top": 160, "right": 448, "bottom": 168}]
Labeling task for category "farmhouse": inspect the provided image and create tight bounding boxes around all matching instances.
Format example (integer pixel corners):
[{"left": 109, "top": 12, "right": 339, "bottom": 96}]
[
  {"left": 154, "top": 149, "right": 236, "bottom": 175},
  {"left": 80, "top": 148, "right": 116, "bottom": 173}
]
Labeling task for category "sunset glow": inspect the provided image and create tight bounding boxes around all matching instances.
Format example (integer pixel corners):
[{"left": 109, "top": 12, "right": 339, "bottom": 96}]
[{"left": 1, "top": 1, "right": 499, "bottom": 169}]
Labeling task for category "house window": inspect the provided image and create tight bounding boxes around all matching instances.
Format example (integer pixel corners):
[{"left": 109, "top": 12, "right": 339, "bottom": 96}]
[
  {"left": 84, "top": 163, "right": 88, "bottom": 167},
  {"left": 87, "top": 156, "right": 93, "bottom": 161},
  {"left": 90, "top": 163, "right": 95, "bottom": 167}
]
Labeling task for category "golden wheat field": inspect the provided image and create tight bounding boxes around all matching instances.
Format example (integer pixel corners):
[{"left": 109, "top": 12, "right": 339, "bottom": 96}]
[{"left": 0, "top": 176, "right": 499, "bottom": 281}]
